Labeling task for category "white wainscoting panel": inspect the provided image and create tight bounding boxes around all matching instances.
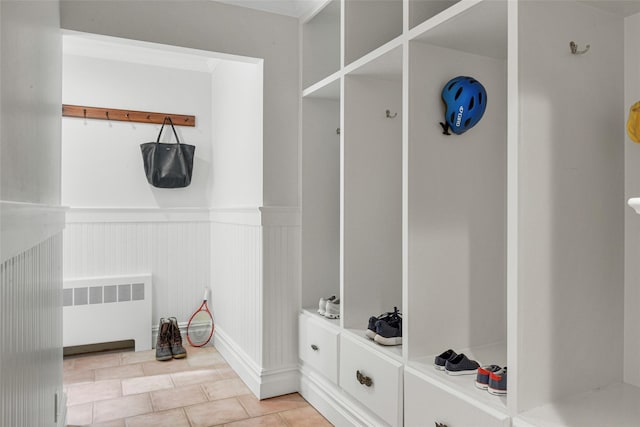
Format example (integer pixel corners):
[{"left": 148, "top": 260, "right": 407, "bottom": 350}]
[
  {"left": 210, "top": 220, "right": 263, "bottom": 369},
  {"left": 0, "top": 233, "right": 65, "bottom": 427},
  {"left": 262, "top": 223, "right": 300, "bottom": 375},
  {"left": 211, "top": 207, "right": 301, "bottom": 398},
  {"left": 64, "top": 208, "right": 211, "bottom": 325}
]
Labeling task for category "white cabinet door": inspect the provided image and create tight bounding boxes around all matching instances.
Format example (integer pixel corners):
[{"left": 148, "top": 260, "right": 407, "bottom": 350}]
[
  {"left": 404, "top": 370, "right": 510, "bottom": 427},
  {"left": 299, "top": 314, "right": 340, "bottom": 383},
  {"left": 339, "top": 333, "right": 403, "bottom": 426}
]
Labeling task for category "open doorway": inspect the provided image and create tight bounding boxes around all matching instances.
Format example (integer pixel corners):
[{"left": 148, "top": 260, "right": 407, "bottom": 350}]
[{"left": 61, "top": 31, "right": 264, "bottom": 354}]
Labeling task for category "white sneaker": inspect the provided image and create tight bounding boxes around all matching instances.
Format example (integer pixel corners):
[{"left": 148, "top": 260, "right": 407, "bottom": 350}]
[
  {"left": 317, "top": 295, "right": 336, "bottom": 316},
  {"left": 324, "top": 299, "right": 340, "bottom": 319}
]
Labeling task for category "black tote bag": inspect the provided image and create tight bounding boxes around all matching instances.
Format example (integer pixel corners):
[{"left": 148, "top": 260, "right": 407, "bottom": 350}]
[{"left": 140, "top": 116, "right": 195, "bottom": 188}]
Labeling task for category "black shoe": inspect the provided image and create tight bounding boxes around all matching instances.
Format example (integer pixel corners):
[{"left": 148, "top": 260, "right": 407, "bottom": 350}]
[{"left": 373, "top": 307, "right": 402, "bottom": 346}]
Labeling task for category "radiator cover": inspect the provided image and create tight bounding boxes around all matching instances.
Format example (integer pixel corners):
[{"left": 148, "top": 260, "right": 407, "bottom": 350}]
[{"left": 63, "top": 274, "right": 152, "bottom": 351}]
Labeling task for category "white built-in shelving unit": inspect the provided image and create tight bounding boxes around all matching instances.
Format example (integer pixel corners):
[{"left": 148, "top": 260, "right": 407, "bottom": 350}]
[{"left": 299, "top": 0, "right": 640, "bottom": 426}]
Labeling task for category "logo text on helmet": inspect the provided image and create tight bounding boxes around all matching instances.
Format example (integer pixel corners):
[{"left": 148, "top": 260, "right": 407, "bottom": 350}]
[{"left": 456, "top": 106, "right": 464, "bottom": 127}]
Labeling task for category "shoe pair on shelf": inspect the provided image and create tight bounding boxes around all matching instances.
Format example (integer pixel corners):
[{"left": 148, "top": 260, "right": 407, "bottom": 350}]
[
  {"left": 476, "top": 365, "right": 507, "bottom": 396},
  {"left": 434, "top": 349, "right": 507, "bottom": 395},
  {"left": 434, "top": 349, "right": 480, "bottom": 375},
  {"left": 318, "top": 295, "right": 340, "bottom": 319},
  {"left": 366, "top": 307, "right": 402, "bottom": 346},
  {"left": 156, "top": 317, "right": 187, "bottom": 361}
]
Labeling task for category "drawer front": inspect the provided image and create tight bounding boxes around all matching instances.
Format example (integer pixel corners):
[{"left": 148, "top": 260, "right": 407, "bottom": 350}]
[
  {"left": 339, "top": 334, "right": 403, "bottom": 426},
  {"left": 299, "top": 314, "right": 339, "bottom": 383},
  {"left": 404, "top": 370, "right": 510, "bottom": 427}
]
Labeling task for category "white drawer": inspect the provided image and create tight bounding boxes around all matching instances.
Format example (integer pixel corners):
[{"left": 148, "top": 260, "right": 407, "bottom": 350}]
[
  {"left": 299, "top": 314, "right": 340, "bottom": 383},
  {"left": 404, "top": 369, "right": 510, "bottom": 427},
  {"left": 339, "top": 333, "right": 403, "bottom": 426}
]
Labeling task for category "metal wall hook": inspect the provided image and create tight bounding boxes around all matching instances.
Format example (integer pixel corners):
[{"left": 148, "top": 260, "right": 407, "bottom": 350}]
[
  {"left": 386, "top": 109, "right": 398, "bottom": 119},
  {"left": 336, "top": 127, "right": 341, "bottom": 135},
  {"left": 570, "top": 41, "right": 590, "bottom": 55}
]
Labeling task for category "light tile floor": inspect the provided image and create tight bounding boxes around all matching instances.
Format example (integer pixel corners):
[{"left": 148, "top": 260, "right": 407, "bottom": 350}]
[{"left": 64, "top": 345, "right": 332, "bottom": 427}]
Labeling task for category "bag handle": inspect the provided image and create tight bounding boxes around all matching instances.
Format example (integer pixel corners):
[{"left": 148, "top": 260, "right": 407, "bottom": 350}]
[{"left": 156, "top": 116, "right": 181, "bottom": 145}]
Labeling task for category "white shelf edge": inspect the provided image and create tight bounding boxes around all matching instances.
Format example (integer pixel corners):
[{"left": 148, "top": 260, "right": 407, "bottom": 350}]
[
  {"left": 407, "top": 0, "right": 485, "bottom": 42},
  {"left": 302, "top": 70, "right": 341, "bottom": 99},
  {"left": 407, "top": 341, "right": 508, "bottom": 415},
  {"left": 405, "top": 363, "right": 509, "bottom": 419},
  {"left": 405, "top": 360, "right": 509, "bottom": 418},
  {"left": 342, "top": 328, "right": 403, "bottom": 363},
  {"left": 628, "top": 198, "right": 640, "bottom": 214},
  {"left": 301, "top": 307, "right": 341, "bottom": 328},
  {"left": 343, "top": 35, "right": 404, "bottom": 78},
  {"left": 514, "top": 382, "right": 640, "bottom": 427}
]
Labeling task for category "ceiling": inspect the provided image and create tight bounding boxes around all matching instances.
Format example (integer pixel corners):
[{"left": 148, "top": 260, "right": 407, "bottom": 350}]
[
  {"left": 579, "top": 0, "right": 640, "bottom": 16},
  {"left": 215, "top": 0, "right": 326, "bottom": 17},
  {"left": 216, "top": 0, "right": 640, "bottom": 19}
]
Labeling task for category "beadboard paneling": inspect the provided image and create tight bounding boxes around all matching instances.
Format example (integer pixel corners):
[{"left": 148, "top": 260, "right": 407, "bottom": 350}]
[
  {"left": 63, "top": 210, "right": 211, "bottom": 324},
  {"left": 210, "top": 221, "right": 263, "bottom": 366},
  {"left": 262, "top": 224, "right": 300, "bottom": 371},
  {"left": 0, "top": 233, "right": 64, "bottom": 427}
]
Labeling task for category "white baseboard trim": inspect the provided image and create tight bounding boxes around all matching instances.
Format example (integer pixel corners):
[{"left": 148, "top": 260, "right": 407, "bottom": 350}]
[
  {"left": 213, "top": 327, "right": 298, "bottom": 399},
  {"left": 259, "top": 366, "right": 300, "bottom": 399},
  {"left": 299, "top": 365, "right": 388, "bottom": 427},
  {"left": 211, "top": 327, "right": 262, "bottom": 397}
]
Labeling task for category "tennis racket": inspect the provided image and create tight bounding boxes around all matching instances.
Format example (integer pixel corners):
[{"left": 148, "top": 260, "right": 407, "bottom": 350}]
[{"left": 186, "top": 288, "right": 214, "bottom": 347}]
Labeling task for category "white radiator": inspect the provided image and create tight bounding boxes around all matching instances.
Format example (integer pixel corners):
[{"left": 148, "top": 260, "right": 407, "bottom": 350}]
[{"left": 63, "top": 274, "right": 152, "bottom": 351}]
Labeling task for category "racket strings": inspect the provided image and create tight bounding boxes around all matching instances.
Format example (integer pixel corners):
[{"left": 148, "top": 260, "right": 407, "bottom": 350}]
[{"left": 187, "top": 311, "right": 214, "bottom": 346}]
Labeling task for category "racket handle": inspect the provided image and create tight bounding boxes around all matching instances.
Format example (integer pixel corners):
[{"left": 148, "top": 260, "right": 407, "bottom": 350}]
[{"left": 203, "top": 288, "right": 209, "bottom": 302}]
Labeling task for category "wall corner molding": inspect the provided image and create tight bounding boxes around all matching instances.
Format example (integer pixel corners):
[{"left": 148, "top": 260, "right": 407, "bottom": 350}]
[
  {"left": 210, "top": 206, "right": 300, "bottom": 226},
  {"left": 1, "top": 201, "right": 67, "bottom": 262},
  {"left": 65, "top": 207, "right": 211, "bottom": 223},
  {"left": 259, "top": 206, "right": 300, "bottom": 226}
]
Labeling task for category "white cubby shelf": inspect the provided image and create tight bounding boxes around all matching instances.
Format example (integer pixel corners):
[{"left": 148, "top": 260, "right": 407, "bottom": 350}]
[{"left": 299, "top": 1, "right": 640, "bottom": 426}]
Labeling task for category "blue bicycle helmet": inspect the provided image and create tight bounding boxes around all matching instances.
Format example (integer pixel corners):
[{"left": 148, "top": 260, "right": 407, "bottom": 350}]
[{"left": 439, "top": 76, "right": 487, "bottom": 135}]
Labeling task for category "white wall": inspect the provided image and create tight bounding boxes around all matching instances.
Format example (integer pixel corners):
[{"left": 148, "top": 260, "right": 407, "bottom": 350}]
[
  {"left": 62, "top": 53, "right": 213, "bottom": 208},
  {"left": 211, "top": 60, "right": 263, "bottom": 207},
  {"left": 1, "top": 2, "right": 62, "bottom": 206},
  {"left": 624, "top": 11, "right": 640, "bottom": 388},
  {"left": 60, "top": 0, "right": 299, "bottom": 207},
  {"left": 517, "top": 1, "right": 625, "bottom": 412},
  {"left": 0, "top": 1, "right": 65, "bottom": 426}
]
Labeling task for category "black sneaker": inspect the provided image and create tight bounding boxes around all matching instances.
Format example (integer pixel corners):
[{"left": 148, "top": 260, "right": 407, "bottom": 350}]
[
  {"left": 445, "top": 353, "right": 480, "bottom": 375},
  {"left": 373, "top": 307, "right": 402, "bottom": 346},
  {"left": 434, "top": 349, "right": 458, "bottom": 371},
  {"left": 366, "top": 310, "right": 396, "bottom": 340}
]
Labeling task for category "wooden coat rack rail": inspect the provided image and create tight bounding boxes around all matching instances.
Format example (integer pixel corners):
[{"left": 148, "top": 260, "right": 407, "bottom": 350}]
[{"left": 62, "top": 105, "right": 196, "bottom": 127}]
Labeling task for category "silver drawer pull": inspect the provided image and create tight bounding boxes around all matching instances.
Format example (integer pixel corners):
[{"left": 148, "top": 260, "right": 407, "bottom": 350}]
[
  {"left": 356, "top": 370, "right": 372, "bottom": 387},
  {"left": 310, "top": 344, "right": 319, "bottom": 351}
]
